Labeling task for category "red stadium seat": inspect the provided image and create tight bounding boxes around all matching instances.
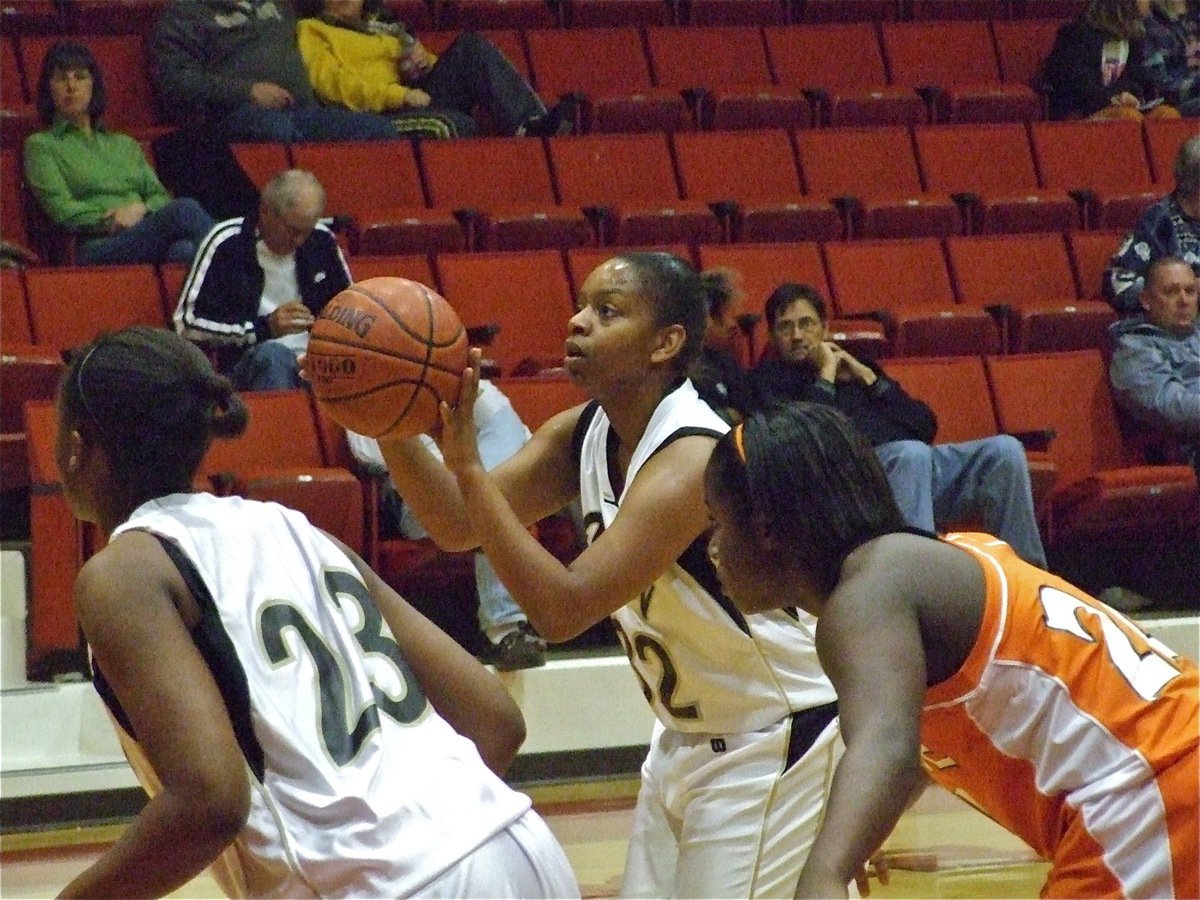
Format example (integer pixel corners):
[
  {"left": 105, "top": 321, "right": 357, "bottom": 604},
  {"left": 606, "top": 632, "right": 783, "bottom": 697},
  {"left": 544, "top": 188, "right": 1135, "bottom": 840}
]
[
  {"left": 347, "top": 254, "right": 441, "bottom": 292},
  {"left": 992, "top": 18, "right": 1063, "bottom": 89},
  {"left": 1143, "top": 117, "right": 1199, "bottom": 186},
  {"left": 230, "top": 142, "right": 291, "bottom": 191},
  {"left": 1, "top": 268, "right": 33, "bottom": 346},
  {"left": 21, "top": 34, "right": 162, "bottom": 128},
  {"left": 24, "top": 265, "right": 166, "bottom": 351},
  {"left": 0, "top": 342, "right": 62, "bottom": 492},
  {"left": 1065, "top": 229, "right": 1127, "bottom": 302},
  {"left": 674, "top": 129, "right": 842, "bottom": 243},
  {"left": 945, "top": 233, "right": 1115, "bottom": 352},
  {"left": 564, "top": 244, "right": 695, "bottom": 295},
  {"left": 913, "top": 123, "right": 1078, "bottom": 234}
]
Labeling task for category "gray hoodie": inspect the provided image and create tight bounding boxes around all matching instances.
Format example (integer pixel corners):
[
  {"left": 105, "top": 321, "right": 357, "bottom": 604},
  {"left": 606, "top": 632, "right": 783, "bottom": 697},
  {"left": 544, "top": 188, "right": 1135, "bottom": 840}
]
[{"left": 1108, "top": 314, "right": 1200, "bottom": 446}]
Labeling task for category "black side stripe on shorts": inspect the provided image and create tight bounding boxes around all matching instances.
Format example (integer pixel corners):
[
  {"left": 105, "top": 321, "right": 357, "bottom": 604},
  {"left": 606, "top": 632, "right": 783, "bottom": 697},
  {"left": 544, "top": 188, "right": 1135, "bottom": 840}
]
[{"left": 785, "top": 701, "right": 839, "bottom": 771}]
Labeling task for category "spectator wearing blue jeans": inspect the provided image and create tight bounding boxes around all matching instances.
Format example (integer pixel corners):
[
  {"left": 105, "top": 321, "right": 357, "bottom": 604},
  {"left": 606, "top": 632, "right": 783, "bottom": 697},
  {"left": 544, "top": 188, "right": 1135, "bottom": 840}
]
[
  {"left": 23, "top": 42, "right": 214, "bottom": 266},
  {"left": 752, "top": 283, "right": 1048, "bottom": 568},
  {"left": 149, "top": 0, "right": 401, "bottom": 143},
  {"left": 346, "top": 380, "right": 547, "bottom": 671}
]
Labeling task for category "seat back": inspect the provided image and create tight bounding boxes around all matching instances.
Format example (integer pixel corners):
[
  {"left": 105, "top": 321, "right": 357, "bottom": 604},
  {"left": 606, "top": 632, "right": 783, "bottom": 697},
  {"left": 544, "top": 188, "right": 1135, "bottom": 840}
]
[
  {"left": 1030, "top": 119, "right": 1154, "bottom": 193},
  {"left": 673, "top": 129, "right": 803, "bottom": 202},
  {"left": 230, "top": 142, "right": 291, "bottom": 191},
  {"left": 21, "top": 34, "right": 160, "bottom": 127},
  {"left": 422, "top": 137, "right": 558, "bottom": 207},
  {"left": 291, "top": 141, "right": 427, "bottom": 219},
  {"left": 1, "top": 268, "right": 33, "bottom": 345},
  {"left": 565, "top": 244, "right": 693, "bottom": 294},
  {"left": 526, "top": 26, "right": 655, "bottom": 96},
  {"left": 991, "top": 18, "right": 1063, "bottom": 85},
  {"left": 645, "top": 26, "right": 773, "bottom": 90},
  {"left": 881, "top": 21, "right": 1004, "bottom": 87},
  {"left": 1065, "top": 229, "right": 1126, "bottom": 300},
  {"left": 697, "top": 241, "right": 830, "bottom": 311},
  {"left": 25, "top": 265, "right": 166, "bottom": 350},
  {"left": 1, "top": 147, "right": 36, "bottom": 256},
  {"left": 795, "top": 126, "right": 924, "bottom": 197},
  {"left": 1143, "top": 117, "right": 1199, "bottom": 186},
  {"left": 884, "top": 354, "right": 997, "bottom": 443},
  {"left": 550, "top": 132, "right": 683, "bottom": 204},
  {"left": 347, "top": 254, "right": 440, "bottom": 292},
  {"left": 823, "top": 238, "right": 955, "bottom": 317},
  {"left": 946, "top": 232, "right": 1077, "bottom": 305},
  {"left": 437, "top": 250, "right": 575, "bottom": 374},
  {"left": 491, "top": 374, "right": 588, "bottom": 430},
  {"left": 763, "top": 23, "right": 889, "bottom": 90},
  {"left": 2, "top": 32, "right": 27, "bottom": 104},
  {"left": 913, "top": 122, "right": 1040, "bottom": 194}
]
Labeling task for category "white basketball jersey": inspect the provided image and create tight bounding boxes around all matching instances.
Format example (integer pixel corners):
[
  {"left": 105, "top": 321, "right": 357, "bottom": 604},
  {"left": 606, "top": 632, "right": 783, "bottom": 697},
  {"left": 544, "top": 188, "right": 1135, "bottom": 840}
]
[
  {"left": 106, "top": 493, "right": 530, "bottom": 899},
  {"left": 577, "top": 380, "right": 835, "bottom": 735}
]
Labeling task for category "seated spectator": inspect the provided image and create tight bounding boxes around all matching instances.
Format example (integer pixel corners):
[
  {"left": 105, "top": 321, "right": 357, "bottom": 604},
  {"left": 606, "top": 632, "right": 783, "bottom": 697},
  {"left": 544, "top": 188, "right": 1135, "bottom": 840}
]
[
  {"left": 1143, "top": 0, "right": 1200, "bottom": 116},
  {"left": 1108, "top": 256, "right": 1200, "bottom": 467},
  {"left": 295, "top": 0, "right": 574, "bottom": 138},
  {"left": 346, "top": 379, "right": 548, "bottom": 670},
  {"left": 175, "top": 169, "right": 349, "bottom": 390},
  {"left": 23, "top": 42, "right": 214, "bottom": 266},
  {"left": 690, "top": 268, "right": 753, "bottom": 423},
  {"left": 753, "top": 283, "right": 1048, "bottom": 568},
  {"left": 1043, "top": 0, "right": 1181, "bottom": 120},
  {"left": 149, "top": 0, "right": 400, "bottom": 143},
  {"left": 1104, "top": 134, "right": 1200, "bottom": 314}
]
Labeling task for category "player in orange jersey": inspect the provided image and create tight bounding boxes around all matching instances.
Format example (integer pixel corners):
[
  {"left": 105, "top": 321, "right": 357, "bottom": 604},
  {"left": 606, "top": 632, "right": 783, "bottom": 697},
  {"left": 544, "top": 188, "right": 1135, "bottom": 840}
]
[{"left": 704, "top": 401, "right": 1199, "bottom": 900}]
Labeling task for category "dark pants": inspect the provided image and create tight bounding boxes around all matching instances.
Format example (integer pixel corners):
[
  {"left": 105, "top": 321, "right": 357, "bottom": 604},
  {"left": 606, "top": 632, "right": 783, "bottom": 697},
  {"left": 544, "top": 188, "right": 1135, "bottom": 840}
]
[{"left": 415, "top": 32, "right": 546, "bottom": 135}]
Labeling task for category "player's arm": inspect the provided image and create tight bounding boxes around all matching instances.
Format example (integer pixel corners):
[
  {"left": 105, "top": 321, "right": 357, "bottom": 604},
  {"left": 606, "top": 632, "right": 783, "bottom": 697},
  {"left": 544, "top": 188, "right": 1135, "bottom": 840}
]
[
  {"left": 60, "top": 533, "right": 250, "bottom": 899},
  {"left": 329, "top": 534, "right": 526, "bottom": 775},
  {"left": 796, "top": 564, "right": 928, "bottom": 899},
  {"left": 376, "top": 405, "right": 580, "bottom": 552}
]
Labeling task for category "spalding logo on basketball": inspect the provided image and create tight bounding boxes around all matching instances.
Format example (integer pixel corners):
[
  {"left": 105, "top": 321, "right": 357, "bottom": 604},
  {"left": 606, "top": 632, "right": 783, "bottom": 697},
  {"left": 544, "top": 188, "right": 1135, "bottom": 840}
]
[{"left": 308, "top": 276, "right": 469, "bottom": 440}]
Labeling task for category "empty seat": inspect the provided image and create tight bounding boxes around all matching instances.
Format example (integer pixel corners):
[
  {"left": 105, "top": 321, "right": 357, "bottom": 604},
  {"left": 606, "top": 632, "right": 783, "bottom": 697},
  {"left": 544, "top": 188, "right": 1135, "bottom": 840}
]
[
  {"left": 945, "top": 233, "right": 1115, "bottom": 352},
  {"left": 795, "top": 126, "right": 962, "bottom": 239},
  {"left": 525, "top": 27, "right": 689, "bottom": 134},
  {"left": 1030, "top": 119, "right": 1160, "bottom": 230},
  {"left": 674, "top": 129, "right": 842, "bottom": 242},
  {"left": 1, "top": 268, "right": 32, "bottom": 345},
  {"left": 550, "top": 133, "right": 724, "bottom": 247},
  {"left": 199, "top": 390, "right": 367, "bottom": 554},
  {"left": 438, "top": 250, "right": 576, "bottom": 374},
  {"left": 230, "top": 142, "right": 291, "bottom": 191},
  {"left": 763, "top": 24, "right": 926, "bottom": 127},
  {"left": 0, "top": 342, "right": 62, "bottom": 492},
  {"left": 1065, "top": 228, "right": 1127, "bottom": 302},
  {"left": 290, "top": 141, "right": 466, "bottom": 256},
  {"left": 1143, "top": 117, "right": 1200, "bottom": 186},
  {"left": 991, "top": 18, "right": 1063, "bottom": 89},
  {"left": 881, "top": 21, "right": 1041, "bottom": 124},
  {"left": 914, "top": 122, "right": 1077, "bottom": 234},
  {"left": 824, "top": 238, "right": 1001, "bottom": 356},
  {"left": 21, "top": 34, "right": 161, "bottom": 128},
  {"left": 25, "top": 265, "right": 166, "bottom": 350},
  {"left": 1, "top": 33, "right": 27, "bottom": 106},
  {"left": 645, "top": 26, "right": 812, "bottom": 130},
  {"left": 422, "top": 137, "right": 591, "bottom": 250},
  {"left": 984, "top": 349, "right": 1197, "bottom": 545},
  {"left": 347, "top": 254, "right": 440, "bottom": 291}
]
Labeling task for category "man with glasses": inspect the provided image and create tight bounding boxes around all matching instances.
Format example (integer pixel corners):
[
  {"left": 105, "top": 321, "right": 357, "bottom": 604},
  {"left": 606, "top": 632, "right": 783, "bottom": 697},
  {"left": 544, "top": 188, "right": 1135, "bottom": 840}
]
[
  {"left": 175, "top": 169, "right": 348, "bottom": 390},
  {"left": 750, "top": 282, "right": 1047, "bottom": 568}
]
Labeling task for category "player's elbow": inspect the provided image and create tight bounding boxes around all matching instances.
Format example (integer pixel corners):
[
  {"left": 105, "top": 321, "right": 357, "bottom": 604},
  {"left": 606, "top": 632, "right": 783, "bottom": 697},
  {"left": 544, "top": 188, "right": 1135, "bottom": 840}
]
[{"left": 183, "top": 767, "right": 250, "bottom": 849}]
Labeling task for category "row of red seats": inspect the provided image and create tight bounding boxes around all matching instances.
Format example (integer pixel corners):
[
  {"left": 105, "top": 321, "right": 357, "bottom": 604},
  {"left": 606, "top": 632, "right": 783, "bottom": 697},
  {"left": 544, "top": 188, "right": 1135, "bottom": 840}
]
[
  {"left": 17, "top": 376, "right": 588, "bottom": 679},
  {"left": 8, "top": 120, "right": 1177, "bottom": 265},
  {"left": 19, "top": 345, "right": 1194, "bottom": 677},
  {"left": 0, "top": 230, "right": 1129, "bottom": 382},
  {"left": 3, "top": 18, "right": 1068, "bottom": 135},
  {"left": 0, "top": 1, "right": 1086, "bottom": 40}
]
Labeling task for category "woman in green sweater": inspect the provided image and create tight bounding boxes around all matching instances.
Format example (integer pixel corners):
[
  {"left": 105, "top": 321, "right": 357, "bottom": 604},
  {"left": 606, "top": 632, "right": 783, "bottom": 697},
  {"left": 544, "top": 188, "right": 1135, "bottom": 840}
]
[{"left": 23, "top": 42, "right": 214, "bottom": 266}]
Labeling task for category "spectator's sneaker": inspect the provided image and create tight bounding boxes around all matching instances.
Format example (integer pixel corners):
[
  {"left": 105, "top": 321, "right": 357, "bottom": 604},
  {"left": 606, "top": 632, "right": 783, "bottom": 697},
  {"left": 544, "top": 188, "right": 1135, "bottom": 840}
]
[
  {"left": 483, "top": 622, "right": 547, "bottom": 671},
  {"left": 517, "top": 95, "right": 578, "bottom": 137}
]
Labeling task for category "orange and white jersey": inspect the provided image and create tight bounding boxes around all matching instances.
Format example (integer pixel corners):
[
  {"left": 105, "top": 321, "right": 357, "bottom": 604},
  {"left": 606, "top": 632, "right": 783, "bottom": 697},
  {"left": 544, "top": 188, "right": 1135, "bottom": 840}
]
[{"left": 921, "top": 533, "right": 1198, "bottom": 899}]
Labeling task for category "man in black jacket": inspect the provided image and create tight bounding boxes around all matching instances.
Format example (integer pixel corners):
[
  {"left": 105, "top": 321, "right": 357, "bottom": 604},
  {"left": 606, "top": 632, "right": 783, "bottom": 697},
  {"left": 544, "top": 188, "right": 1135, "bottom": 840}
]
[
  {"left": 174, "top": 169, "right": 350, "bottom": 390},
  {"left": 752, "top": 283, "right": 1047, "bottom": 568}
]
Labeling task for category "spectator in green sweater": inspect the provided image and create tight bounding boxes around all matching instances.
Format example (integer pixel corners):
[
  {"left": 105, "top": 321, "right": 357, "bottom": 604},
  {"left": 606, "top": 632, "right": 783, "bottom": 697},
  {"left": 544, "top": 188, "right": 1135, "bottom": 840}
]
[{"left": 23, "top": 42, "right": 214, "bottom": 266}]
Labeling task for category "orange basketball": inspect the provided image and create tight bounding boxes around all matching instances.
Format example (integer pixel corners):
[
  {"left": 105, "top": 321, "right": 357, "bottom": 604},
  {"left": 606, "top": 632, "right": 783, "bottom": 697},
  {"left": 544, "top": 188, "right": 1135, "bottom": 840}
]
[{"left": 308, "top": 277, "right": 468, "bottom": 440}]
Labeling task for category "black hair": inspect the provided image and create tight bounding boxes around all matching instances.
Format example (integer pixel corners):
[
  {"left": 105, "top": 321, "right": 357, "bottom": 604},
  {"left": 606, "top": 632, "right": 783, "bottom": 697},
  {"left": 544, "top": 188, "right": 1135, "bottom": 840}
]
[
  {"left": 36, "top": 41, "right": 107, "bottom": 125},
  {"left": 764, "top": 283, "right": 827, "bottom": 330},
  {"left": 706, "top": 403, "right": 905, "bottom": 596},
  {"left": 613, "top": 251, "right": 710, "bottom": 373},
  {"left": 60, "top": 327, "right": 249, "bottom": 503}
]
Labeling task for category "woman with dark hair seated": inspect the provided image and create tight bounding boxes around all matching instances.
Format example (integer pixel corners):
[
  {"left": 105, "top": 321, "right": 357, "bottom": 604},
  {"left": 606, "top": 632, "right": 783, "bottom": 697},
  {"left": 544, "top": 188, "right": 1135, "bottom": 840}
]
[{"left": 23, "top": 42, "right": 214, "bottom": 266}]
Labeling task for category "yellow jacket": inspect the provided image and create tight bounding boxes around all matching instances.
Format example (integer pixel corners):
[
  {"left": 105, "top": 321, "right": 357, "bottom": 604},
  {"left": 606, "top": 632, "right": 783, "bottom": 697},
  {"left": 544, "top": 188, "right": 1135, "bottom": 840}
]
[{"left": 296, "top": 17, "right": 437, "bottom": 113}]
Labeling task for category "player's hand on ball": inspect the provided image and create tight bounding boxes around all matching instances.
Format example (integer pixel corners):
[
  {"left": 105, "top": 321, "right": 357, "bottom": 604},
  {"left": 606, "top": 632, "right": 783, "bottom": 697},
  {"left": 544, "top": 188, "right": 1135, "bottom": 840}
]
[{"left": 436, "top": 348, "right": 483, "bottom": 474}]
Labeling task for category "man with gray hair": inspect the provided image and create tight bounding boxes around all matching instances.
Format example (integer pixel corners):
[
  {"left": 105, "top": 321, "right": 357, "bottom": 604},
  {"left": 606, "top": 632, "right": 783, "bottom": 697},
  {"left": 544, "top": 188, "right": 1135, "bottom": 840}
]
[
  {"left": 175, "top": 169, "right": 351, "bottom": 390},
  {"left": 1104, "top": 134, "right": 1200, "bottom": 315}
]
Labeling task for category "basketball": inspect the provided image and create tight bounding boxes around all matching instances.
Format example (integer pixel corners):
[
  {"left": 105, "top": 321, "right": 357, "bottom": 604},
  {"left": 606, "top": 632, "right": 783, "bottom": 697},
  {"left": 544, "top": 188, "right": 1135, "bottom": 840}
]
[{"left": 307, "top": 277, "right": 468, "bottom": 440}]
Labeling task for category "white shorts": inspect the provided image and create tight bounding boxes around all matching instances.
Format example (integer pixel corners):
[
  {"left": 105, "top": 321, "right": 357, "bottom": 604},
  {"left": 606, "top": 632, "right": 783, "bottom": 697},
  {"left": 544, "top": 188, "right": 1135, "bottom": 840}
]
[
  {"left": 621, "top": 704, "right": 842, "bottom": 899},
  {"left": 420, "top": 808, "right": 580, "bottom": 899}
]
